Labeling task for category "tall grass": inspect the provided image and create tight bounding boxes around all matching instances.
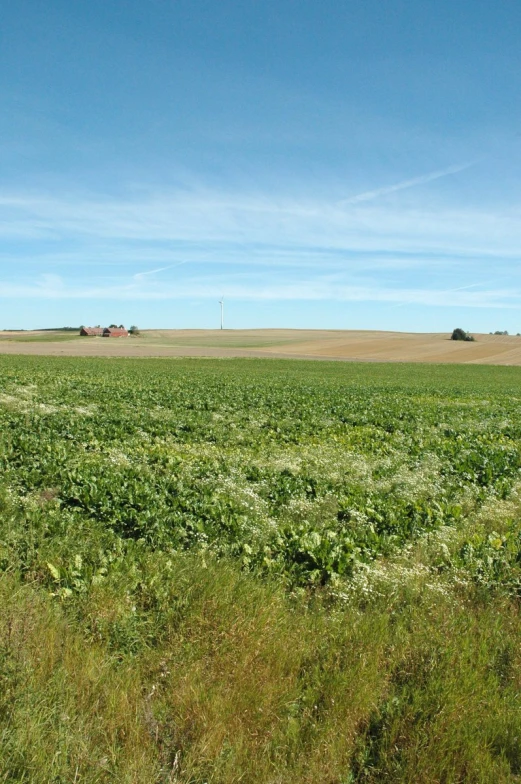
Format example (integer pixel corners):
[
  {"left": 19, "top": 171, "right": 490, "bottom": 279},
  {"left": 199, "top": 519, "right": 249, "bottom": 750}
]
[{"left": 2, "top": 528, "right": 521, "bottom": 782}]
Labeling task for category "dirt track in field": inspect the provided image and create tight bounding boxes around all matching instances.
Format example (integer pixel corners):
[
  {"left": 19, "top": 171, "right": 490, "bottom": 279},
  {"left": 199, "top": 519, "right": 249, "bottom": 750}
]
[{"left": 1, "top": 330, "right": 521, "bottom": 365}]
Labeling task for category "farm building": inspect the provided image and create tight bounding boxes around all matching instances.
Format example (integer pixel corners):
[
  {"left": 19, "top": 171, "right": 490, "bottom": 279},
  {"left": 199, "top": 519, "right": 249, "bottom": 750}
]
[
  {"left": 103, "top": 327, "right": 129, "bottom": 338},
  {"left": 80, "top": 327, "right": 104, "bottom": 336}
]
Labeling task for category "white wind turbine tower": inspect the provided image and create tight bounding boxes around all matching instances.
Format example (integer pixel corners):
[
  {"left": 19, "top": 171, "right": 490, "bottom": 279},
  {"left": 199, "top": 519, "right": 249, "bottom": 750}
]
[{"left": 219, "top": 297, "right": 224, "bottom": 330}]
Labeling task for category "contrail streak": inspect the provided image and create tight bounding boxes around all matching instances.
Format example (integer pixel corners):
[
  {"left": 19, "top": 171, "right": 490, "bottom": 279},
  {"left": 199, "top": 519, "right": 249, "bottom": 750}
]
[
  {"left": 133, "top": 261, "right": 189, "bottom": 281},
  {"left": 339, "top": 161, "right": 476, "bottom": 207},
  {"left": 390, "top": 281, "right": 488, "bottom": 309}
]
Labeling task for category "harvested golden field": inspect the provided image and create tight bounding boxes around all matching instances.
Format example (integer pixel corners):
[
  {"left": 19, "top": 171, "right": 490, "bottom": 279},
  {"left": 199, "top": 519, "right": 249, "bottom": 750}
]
[{"left": 1, "top": 329, "right": 521, "bottom": 364}]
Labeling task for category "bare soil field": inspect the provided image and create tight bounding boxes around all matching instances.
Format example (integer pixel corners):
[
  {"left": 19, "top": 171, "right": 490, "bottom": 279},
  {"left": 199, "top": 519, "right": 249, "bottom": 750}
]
[{"left": 1, "top": 329, "right": 521, "bottom": 364}]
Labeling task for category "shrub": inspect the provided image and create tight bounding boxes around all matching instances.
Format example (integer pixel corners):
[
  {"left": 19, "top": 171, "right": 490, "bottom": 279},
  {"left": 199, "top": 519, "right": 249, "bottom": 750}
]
[{"left": 451, "top": 328, "right": 475, "bottom": 342}]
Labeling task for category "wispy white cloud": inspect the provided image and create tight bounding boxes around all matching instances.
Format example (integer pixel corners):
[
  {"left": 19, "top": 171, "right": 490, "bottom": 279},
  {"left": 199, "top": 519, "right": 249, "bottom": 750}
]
[
  {"left": 38, "top": 273, "right": 65, "bottom": 290},
  {"left": 0, "top": 272, "right": 518, "bottom": 309},
  {"left": 1, "top": 185, "right": 520, "bottom": 262},
  {"left": 338, "top": 161, "right": 476, "bottom": 206},
  {"left": 390, "top": 282, "right": 489, "bottom": 309},
  {"left": 1, "top": 180, "right": 520, "bottom": 318},
  {"left": 132, "top": 261, "right": 189, "bottom": 282}
]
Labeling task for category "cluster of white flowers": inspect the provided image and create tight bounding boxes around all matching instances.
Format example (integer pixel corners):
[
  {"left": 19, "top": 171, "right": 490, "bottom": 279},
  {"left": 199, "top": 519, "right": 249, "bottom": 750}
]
[
  {"left": 215, "top": 472, "right": 270, "bottom": 518},
  {"left": 375, "top": 455, "right": 444, "bottom": 501},
  {"left": 74, "top": 405, "right": 96, "bottom": 416},
  {"left": 0, "top": 392, "right": 37, "bottom": 411},
  {"left": 36, "top": 403, "right": 60, "bottom": 414},
  {"left": 335, "top": 555, "right": 455, "bottom": 605},
  {"left": 0, "top": 384, "right": 69, "bottom": 416},
  {"left": 105, "top": 449, "right": 132, "bottom": 467}
]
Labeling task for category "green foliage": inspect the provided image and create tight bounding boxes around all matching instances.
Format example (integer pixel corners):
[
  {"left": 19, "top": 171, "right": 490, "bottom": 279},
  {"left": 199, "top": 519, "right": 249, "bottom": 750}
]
[
  {"left": 1, "top": 356, "right": 521, "bottom": 585},
  {"left": 451, "top": 327, "right": 475, "bottom": 341},
  {"left": 1, "top": 357, "right": 521, "bottom": 781},
  {"left": 455, "top": 526, "right": 521, "bottom": 594}
]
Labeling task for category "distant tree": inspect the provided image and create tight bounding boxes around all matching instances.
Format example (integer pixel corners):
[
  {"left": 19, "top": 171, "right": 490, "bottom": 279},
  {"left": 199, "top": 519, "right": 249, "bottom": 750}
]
[
  {"left": 129, "top": 325, "right": 140, "bottom": 335},
  {"left": 451, "top": 328, "right": 467, "bottom": 341},
  {"left": 119, "top": 324, "right": 125, "bottom": 330},
  {"left": 494, "top": 330, "right": 509, "bottom": 335},
  {"left": 109, "top": 324, "right": 118, "bottom": 329},
  {"left": 451, "top": 328, "right": 475, "bottom": 342}
]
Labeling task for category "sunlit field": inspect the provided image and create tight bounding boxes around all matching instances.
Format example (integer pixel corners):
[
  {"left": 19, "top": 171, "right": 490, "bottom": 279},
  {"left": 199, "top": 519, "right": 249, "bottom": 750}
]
[
  {"left": 3, "top": 328, "right": 521, "bottom": 364},
  {"left": 2, "top": 355, "right": 521, "bottom": 782}
]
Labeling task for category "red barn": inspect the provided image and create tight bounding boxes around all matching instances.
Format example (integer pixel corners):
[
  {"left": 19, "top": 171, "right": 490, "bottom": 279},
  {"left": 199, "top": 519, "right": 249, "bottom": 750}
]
[
  {"left": 103, "top": 327, "right": 129, "bottom": 338},
  {"left": 80, "top": 327, "right": 104, "bottom": 336}
]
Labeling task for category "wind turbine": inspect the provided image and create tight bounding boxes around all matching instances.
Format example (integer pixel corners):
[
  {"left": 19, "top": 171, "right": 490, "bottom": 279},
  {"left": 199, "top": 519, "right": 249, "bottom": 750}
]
[{"left": 219, "top": 297, "right": 224, "bottom": 330}]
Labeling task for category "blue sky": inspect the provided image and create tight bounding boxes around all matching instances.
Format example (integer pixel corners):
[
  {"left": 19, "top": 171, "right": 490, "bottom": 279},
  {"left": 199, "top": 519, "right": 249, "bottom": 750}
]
[{"left": 1, "top": 0, "right": 521, "bottom": 331}]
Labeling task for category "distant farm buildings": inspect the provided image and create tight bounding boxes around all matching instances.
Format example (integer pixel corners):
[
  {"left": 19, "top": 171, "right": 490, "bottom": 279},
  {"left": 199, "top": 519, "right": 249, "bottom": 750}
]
[
  {"left": 80, "top": 327, "right": 104, "bottom": 336},
  {"left": 80, "top": 326, "right": 129, "bottom": 338}
]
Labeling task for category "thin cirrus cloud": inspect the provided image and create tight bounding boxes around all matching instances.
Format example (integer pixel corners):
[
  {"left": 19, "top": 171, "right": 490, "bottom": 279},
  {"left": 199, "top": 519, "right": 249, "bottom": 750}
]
[
  {"left": 1, "top": 162, "right": 520, "bottom": 317},
  {"left": 1, "top": 185, "right": 520, "bottom": 260},
  {"left": 0, "top": 272, "right": 518, "bottom": 310}
]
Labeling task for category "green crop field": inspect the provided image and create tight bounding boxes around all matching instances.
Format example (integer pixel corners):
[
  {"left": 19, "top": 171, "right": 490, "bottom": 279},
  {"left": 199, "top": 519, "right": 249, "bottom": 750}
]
[{"left": 2, "top": 355, "right": 521, "bottom": 783}]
